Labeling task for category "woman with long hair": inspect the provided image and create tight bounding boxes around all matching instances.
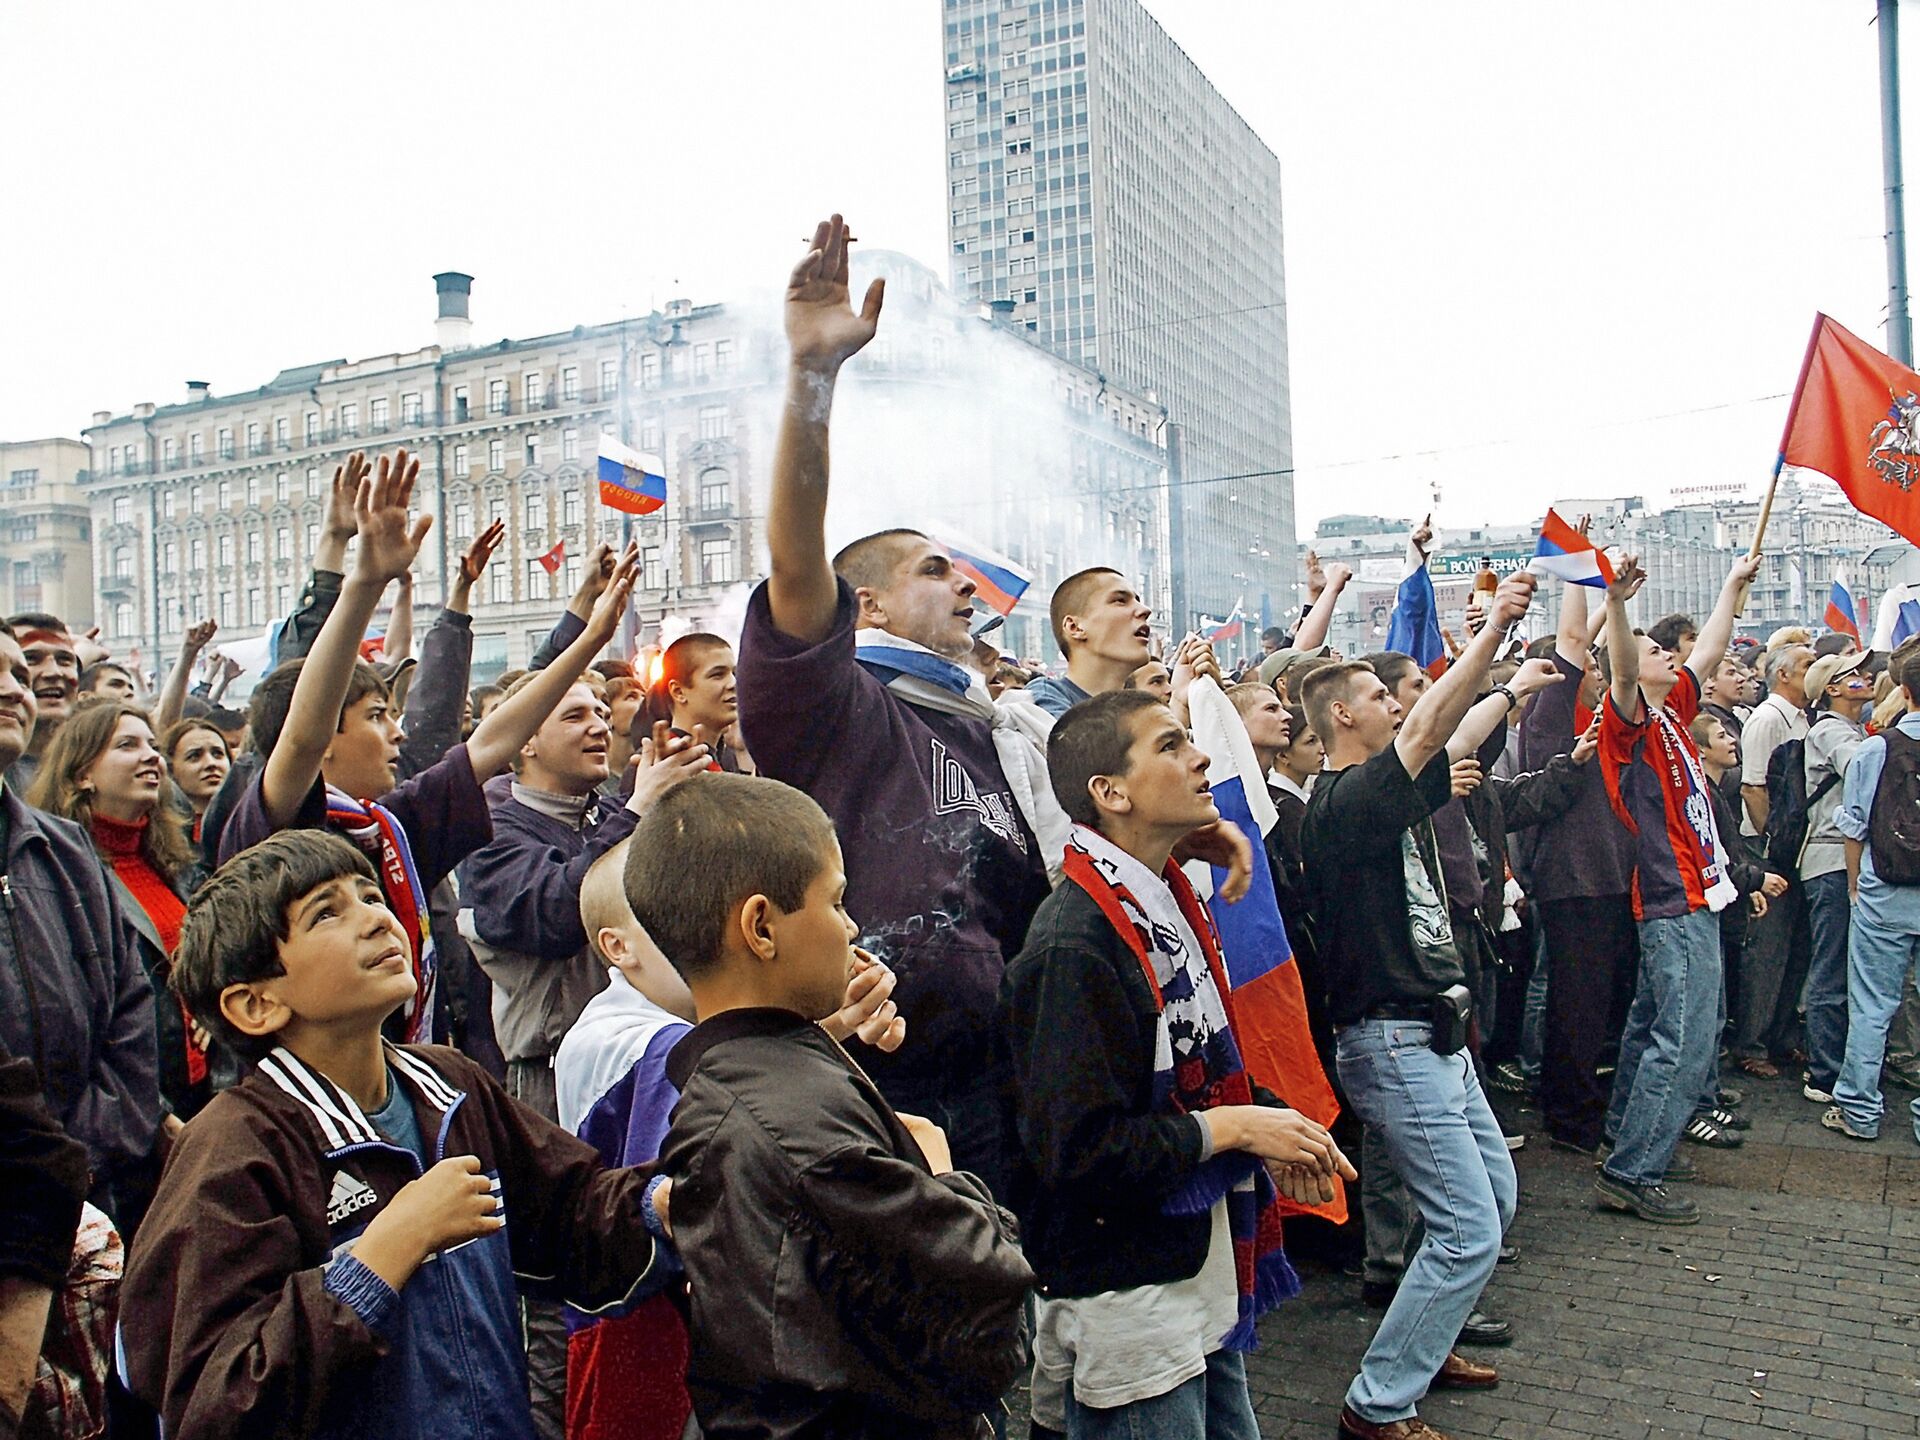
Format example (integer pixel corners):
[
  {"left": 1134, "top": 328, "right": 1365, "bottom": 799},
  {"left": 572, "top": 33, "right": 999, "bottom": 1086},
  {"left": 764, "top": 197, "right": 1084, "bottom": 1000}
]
[
  {"left": 28, "top": 701, "right": 227, "bottom": 1118},
  {"left": 159, "top": 716, "right": 231, "bottom": 845}
]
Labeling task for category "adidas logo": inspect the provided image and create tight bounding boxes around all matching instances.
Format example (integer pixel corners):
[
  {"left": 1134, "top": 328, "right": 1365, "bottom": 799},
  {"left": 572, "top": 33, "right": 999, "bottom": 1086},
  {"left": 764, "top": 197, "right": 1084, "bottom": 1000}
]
[{"left": 326, "top": 1171, "right": 379, "bottom": 1225}]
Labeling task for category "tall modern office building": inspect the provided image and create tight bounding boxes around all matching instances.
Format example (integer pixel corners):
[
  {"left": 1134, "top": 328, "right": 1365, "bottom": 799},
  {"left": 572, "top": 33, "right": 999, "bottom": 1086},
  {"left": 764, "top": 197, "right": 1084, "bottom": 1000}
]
[{"left": 941, "top": 0, "right": 1294, "bottom": 631}]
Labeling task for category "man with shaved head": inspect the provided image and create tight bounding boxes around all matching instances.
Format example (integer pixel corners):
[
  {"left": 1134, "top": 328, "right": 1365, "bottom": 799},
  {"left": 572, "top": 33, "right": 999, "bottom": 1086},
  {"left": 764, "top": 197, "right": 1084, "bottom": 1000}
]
[{"left": 1025, "top": 566, "right": 1155, "bottom": 718}]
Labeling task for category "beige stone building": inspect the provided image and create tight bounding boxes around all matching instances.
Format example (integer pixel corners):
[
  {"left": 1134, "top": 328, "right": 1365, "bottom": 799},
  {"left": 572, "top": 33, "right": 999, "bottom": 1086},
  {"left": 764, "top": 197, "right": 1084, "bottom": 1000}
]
[
  {"left": 81, "top": 256, "right": 1169, "bottom": 679},
  {"left": 0, "top": 438, "right": 95, "bottom": 627}
]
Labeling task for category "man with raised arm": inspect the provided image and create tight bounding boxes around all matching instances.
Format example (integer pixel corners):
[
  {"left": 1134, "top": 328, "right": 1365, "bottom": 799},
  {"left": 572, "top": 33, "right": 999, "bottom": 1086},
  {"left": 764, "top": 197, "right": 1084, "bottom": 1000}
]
[
  {"left": 1592, "top": 551, "right": 1763, "bottom": 1226},
  {"left": 736, "top": 215, "right": 1241, "bottom": 1192},
  {"left": 1302, "top": 569, "right": 1546, "bottom": 1440}
]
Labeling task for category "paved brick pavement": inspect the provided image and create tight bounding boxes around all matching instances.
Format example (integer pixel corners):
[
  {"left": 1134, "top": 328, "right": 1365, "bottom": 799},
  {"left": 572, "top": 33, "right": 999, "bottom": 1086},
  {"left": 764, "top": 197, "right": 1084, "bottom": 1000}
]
[{"left": 1237, "top": 1074, "right": 1920, "bottom": 1439}]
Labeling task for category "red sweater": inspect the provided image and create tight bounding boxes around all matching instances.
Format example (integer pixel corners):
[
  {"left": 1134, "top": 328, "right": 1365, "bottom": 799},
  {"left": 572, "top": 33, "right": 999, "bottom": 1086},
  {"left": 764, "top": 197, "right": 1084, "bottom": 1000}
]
[{"left": 93, "top": 813, "right": 201, "bottom": 1082}]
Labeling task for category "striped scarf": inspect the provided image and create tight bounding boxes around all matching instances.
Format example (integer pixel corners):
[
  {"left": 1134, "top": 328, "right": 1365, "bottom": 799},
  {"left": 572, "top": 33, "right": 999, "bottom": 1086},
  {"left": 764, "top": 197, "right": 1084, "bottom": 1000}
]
[
  {"left": 1062, "top": 826, "right": 1298, "bottom": 1351},
  {"left": 324, "top": 786, "right": 436, "bottom": 1044}
]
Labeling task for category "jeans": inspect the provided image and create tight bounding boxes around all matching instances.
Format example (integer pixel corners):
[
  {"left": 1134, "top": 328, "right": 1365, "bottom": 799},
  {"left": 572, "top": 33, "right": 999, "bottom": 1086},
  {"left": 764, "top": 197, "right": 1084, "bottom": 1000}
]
[
  {"left": 1519, "top": 923, "right": 1550, "bottom": 1081},
  {"left": 1603, "top": 910, "right": 1723, "bottom": 1187},
  {"left": 1336, "top": 1020, "right": 1515, "bottom": 1424},
  {"left": 1802, "top": 872, "right": 1853, "bottom": 1093},
  {"left": 1833, "top": 892, "right": 1920, "bottom": 1138},
  {"left": 1063, "top": 1349, "right": 1258, "bottom": 1440}
]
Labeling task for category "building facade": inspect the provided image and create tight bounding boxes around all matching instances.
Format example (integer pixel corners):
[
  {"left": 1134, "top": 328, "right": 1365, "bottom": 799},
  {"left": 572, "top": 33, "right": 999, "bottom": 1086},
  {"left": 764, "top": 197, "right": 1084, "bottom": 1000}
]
[
  {"left": 0, "top": 439, "right": 94, "bottom": 627},
  {"left": 78, "top": 257, "right": 1168, "bottom": 681},
  {"left": 941, "top": 0, "right": 1294, "bottom": 632}
]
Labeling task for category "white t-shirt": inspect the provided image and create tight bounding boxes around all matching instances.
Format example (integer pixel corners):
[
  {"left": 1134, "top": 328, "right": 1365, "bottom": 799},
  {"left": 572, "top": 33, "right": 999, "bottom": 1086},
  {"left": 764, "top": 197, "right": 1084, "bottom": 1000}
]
[
  {"left": 1030, "top": 1201, "right": 1239, "bottom": 1419},
  {"left": 1739, "top": 692, "right": 1810, "bottom": 836}
]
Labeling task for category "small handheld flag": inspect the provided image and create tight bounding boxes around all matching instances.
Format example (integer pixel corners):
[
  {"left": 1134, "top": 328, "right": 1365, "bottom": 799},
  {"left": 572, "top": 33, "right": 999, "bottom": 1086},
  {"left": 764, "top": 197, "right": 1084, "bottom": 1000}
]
[
  {"left": 597, "top": 436, "right": 667, "bottom": 516},
  {"left": 1202, "top": 606, "right": 1245, "bottom": 644},
  {"left": 1529, "top": 508, "right": 1615, "bottom": 589},
  {"left": 1385, "top": 540, "right": 1446, "bottom": 677},
  {"left": 1824, "top": 575, "right": 1861, "bottom": 643},
  {"left": 941, "top": 537, "right": 1033, "bottom": 617},
  {"left": 536, "top": 538, "right": 567, "bottom": 576},
  {"left": 1874, "top": 581, "right": 1920, "bottom": 649}
]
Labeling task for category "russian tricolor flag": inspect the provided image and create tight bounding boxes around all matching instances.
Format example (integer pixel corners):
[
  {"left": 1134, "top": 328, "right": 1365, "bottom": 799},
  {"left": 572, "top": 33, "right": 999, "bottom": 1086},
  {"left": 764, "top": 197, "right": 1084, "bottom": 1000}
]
[
  {"left": 1874, "top": 582, "right": 1920, "bottom": 650},
  {"left": 1184, "top": 677, "right": 1346, "bottom": 1223},
  {"left": 1384, "top": 541, "right": 1447, "bottom": 677},
  {"left": 1203, "top": 606, "right": 1245, "bottom": 644},
  {"left": 597, "top": 436, "right": 667, "bottom": 516},
  {"left": 1529, "top": 508, "right": 1615, "bottom": 589},
  {"left": 942, "top": 537, "right": 1032, "bottom": 616},
  {"left": 1824, "top": 575, "right": 1861, "bottom": 643}
]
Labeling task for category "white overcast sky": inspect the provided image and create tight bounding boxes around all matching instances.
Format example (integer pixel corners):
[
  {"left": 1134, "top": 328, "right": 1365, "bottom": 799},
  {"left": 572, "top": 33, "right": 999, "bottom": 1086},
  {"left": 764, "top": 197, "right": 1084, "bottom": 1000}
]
[{"left": 0, "top": 1, "right": 1907, "bottom": 537}]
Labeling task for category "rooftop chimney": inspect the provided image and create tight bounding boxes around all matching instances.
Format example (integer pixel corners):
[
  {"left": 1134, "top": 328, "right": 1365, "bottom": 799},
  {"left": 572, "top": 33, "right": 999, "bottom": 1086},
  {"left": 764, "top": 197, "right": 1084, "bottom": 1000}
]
[
  {"left": 434, "top": 272, "right": 474, "bottom": 352},
  {"left": 185, "top": 380, "right": 211, "bottom": 404},
  {"left": 986, "top": 298, "right": 1017, "bottom": 324}
]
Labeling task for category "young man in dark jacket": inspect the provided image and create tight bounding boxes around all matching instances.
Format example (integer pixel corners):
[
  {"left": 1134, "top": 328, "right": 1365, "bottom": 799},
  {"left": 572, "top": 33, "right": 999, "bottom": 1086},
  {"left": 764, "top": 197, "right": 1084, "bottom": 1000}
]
[
  {"left": 0, "top": 622, "right": 161, "bottom": 1225},
  {"left": 636, "top": 772, "right": 1032, "bottom": 1440},
  {"left": 1000, "top": 689, "right": 1354, "bottom": 1438},
  {"left": 121, "top": 830, "right": 667, "bottom": 1440}
]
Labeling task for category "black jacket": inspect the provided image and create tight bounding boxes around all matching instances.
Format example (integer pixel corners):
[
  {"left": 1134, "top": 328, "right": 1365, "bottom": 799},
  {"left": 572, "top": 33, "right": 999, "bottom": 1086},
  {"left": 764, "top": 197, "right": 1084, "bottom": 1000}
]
[
  {"left": 997, "top": 882, "right": 1286, "bottom": 1298},
  {"left": 661, "top": 1008, "right": 1031, "bottom": 1440},
  {"left": 0, "top": 1046, "right": 88, "bottom": 1290},
  {"left": 0, "top": 787, "right": 160, "bottom": 1205},
  {"left": 1461, "top": 752, "right": 1590, "bottom": 928}
]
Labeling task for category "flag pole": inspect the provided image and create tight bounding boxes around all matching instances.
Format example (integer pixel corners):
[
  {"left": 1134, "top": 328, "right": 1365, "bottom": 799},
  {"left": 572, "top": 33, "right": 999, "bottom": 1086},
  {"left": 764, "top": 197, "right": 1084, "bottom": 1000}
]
[{"left": 1739, "top": 314, "right": 1827, "bottom": 615}]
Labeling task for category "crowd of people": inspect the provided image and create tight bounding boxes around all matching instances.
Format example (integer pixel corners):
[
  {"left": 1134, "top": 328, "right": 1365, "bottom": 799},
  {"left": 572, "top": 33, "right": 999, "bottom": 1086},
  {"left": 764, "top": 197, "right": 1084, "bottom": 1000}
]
[{"left": 5, "top": 214, "right": 1920, "bottom": 1440}]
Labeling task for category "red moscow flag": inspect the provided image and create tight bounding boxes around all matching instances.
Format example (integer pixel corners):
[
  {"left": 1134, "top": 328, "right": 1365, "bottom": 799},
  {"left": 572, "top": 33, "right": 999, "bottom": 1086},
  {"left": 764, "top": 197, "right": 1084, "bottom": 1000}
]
[
  {"left": 536, "top": 539, "right": 566, "bottom": 576},
  {"left": 1779, "top": 314, "right": 1920, "bottom": 547}
]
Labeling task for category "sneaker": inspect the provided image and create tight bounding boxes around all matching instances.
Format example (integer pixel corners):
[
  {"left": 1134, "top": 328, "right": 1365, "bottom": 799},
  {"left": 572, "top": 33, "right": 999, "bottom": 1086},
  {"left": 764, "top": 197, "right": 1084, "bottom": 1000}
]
[
  {"left": 1594, "top": 1173, "right": 1700, "bottom": 1225},
  {"left": 1717, "top": 1085, "right": 1745, "bottom": 1107},
  {"left": 1503, "top": 1131, "right": 1526, "bottom": 1152},
  {"left": 1821, "top": 1106, "right": 1878, "bottom": 1142},
  {"left": 1487, "top": 1060, "right": 1533, "bottom": 1095},
  {"left": 1681, "top": 1115, "right": 1743, "bottom": 1149},
  {"left": 1802, "top": 1082, "right": 1835, "bottom": 1104},
  {"left": 1699, "top": 1104, "right": 1750, "bottom": 1131}
]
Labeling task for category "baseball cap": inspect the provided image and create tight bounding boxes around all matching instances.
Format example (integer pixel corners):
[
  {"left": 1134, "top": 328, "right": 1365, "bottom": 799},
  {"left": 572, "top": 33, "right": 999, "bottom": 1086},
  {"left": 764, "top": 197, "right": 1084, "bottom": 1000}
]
[{"left": 1803, "top": 651, "right": 1869, "bottom": 707}]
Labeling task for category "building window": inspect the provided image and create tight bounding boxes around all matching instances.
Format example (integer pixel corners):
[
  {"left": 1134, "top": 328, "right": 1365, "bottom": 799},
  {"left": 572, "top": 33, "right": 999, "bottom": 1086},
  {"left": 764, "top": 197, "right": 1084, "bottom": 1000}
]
[
  {"left": 524, "top": 372, "right": 543, "bottom": 408},
  {"left": 218, "top": 480, "right": 232, "bottom": 510},
  {"left": 562, "top": 486, "right": 582, "bottom": 527},
  {"left": 161, "top": 491, "right": 176, "bottom": 521},
  {"left": 247, "top": 588, "right": 264, "bottom": 626},
  {"left": 275, "top": 583, "right": 292, "bottom": 614},
  {"left": 305, "top": 522, "right": 318, "bottom": 553},
  {"left": 600, "top": 359, "right": 618, "bottom": 396},
  {"left": 453, "top": 444, "right": 469, "bottom": 475},
  {"left": 714, "top": 339, "right": 734, "bottom": 373},
  {"left": 111, "top": 545, "right": 132, "bottom": 580},
  {"left": 488, "top": 379, "right": 509, "bottom": 415},
  {"left": 561, "top": 365, "right": 579, "bottom": 401},
  {"left": 640, "top": 416, "right": 660, "bottom": 452},
  {"left": 108, "top": 446, "right": 120, "bottom": 475},
  {"left": 112, "top": 495, "right": 132, "bottom": 526},
  {"left": 488, "top": 495, "right": 506, "bottom": 526},
  {"left": 452, "top": 499, "right": 472, "bottom": 538},
  {"left": 488, "top": 566, "right": 511, "bottom": 605},
  {"left": 246, "top": 531, "right": 262, "bottom": 565},
  {"left": 217, "top": 427, "right": 234, "bottom": 459},
  {"left": 114, "top": 602, "right": 135, "bottom": 638},
  {"left": 246, "top": 422, "right": 262, "bottom": 455},
  {"left": 306, "top": 468, "right": 320, "bottom": 498},
  {"left": 340, "top": 402, "right": 359, "bottom": 436},
  {"left": 488, "top": 439, "right": 505, "bottom": 472},
  {"left": 275, "top": 527, "right": 291, "bottom": 561},
  {"left": 699, "top": 538, "right": 736, "bottom": 585},
  {"left": 246, "top": 474, "right": 260, "bottom": 508},
  {"left": 189, "top": 538, "right": 206, "bottom": 571},
  {"left": 526, "top": 559, "right": 548, "bottom": 595},
  {"left": 271, "top": 472, "right": 286, "bottom": 503},
  {"left": 561, "top": 553, "right": 583, "bottom": 593},
  {"left": 401, "top": 392, "right": 422, "bottom": 425},
  {"left": 699, "top": 468, "right": 731, "bottom": 511},
  {"left": 369, "top": 396, "right": 389, "bottom": 431},
  {"left": 217, "top": 534, "right": 234, "bottom": 567},
  {"left": 562, "top": 427, "right": 579, "bottom": 461},
  {"left": 218, "top": 590, "right": 234, "bottom": 625},
  {"left": 525, "top": 433, "right": 542, "bottom": 467},
  {"left": 191, "top": 484, "right": 205, "bottom": 513},
  {"left": 162, "top": 437, "right": 177, "bottom": 466},
  {"left": 698, "top": 406, "right": 729, "bottom": 440},
  {"left": 642, "top": 545, "right": 664, "bottom": 591},
  {"left": 639, "top": 353, "right": 659, "bottom": 388},
  {"left": 275, "top": 416, "right": 289, "bottom": 447},
  {"left": 693, "top": 344, "right": 710, "bottom": 380},
  {"left": 161, "top": 541, "right": 178, "bottom": 574},
  {"left": 452, "top": 386, "right": 470, "bottom": 422},
  {"left": 305, "top": 412, "right": 319, "bottom": 445},
  {"left": 189, "top": 433, "right": 204, "bottom": 463},
  {"left": 525, "top": 490, "right": 547, "bottom": 530}
]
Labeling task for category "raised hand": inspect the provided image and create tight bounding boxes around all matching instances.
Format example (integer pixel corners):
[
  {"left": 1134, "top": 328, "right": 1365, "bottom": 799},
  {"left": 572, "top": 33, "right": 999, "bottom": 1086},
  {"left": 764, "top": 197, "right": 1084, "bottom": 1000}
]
[
  {"left": 786, "top": 214, "right": 885, "bottom": 371},
  {"left": 1321, "top": 561, "right": 1353, "bottom": 593},
  {"left": 1727, "top": 550, "right": 1764, "bottom": 589},
  {"left": 351, "top": 449, "right": 432, "bottom": 584},
  {"left": 1304, "top": 549, "right": 1326, "bottom": 599},
  {"left": 326, "top": 452, "right": 371, "bottom": 543},
  {"left": 1411, "top": 513, "right": 1434, "bottom": 557},
  {"left": 1487, "top": 570, "right": 1538, "bottom": 630},
  {"left": 1510, "top": 656, "right": 1565, "bottom": 697},
  {"left": 457, "top": 519, "right": 507, "bottom": 585},
  {"left": 181, "top": 619, "right": 217, "bottom": 655},
  {"left": 581, "top": 542, "right": 640, "bottom": 647},
  {"left": 1608, "top": 554, "right": 1647, "bottom": 606},
  {"left": 571, "top": 541, "right": 616, "bottom": 613}
]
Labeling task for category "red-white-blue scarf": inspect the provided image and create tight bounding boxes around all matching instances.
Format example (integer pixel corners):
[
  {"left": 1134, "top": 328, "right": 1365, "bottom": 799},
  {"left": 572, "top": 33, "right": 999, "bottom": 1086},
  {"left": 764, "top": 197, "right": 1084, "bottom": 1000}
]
[
  {"left": 325, "top": 786, "right": 436, "bottom": 1044},
  {"left": 1062, "top": 826, "right": 1298, "bottom": 1350}
]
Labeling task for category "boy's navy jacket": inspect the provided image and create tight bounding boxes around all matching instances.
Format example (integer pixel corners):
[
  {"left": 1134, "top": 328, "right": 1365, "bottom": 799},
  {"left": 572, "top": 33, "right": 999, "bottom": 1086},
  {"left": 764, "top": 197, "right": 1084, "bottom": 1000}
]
[
  {"left": 660, "top": 1007, "right": 1033, "bottom": 1440},
  {"left": 119, "top": 1042, "right": 663, "bottom": 1440}
]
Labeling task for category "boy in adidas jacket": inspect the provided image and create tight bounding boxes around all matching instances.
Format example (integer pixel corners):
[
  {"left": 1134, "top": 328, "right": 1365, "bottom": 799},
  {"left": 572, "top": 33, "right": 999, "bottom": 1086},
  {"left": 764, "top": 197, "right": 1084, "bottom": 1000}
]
[{"left": 119, "top": 831, "right": 668, "bottom": 1440}]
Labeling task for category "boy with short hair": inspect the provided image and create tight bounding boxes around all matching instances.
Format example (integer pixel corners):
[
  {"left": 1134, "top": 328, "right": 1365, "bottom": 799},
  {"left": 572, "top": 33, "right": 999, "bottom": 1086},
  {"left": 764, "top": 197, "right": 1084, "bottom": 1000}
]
[
  {"left": 1001, "top": 688, "right": 1353, "bottom": 1438},
  {"left": 119, "top": 830, "right": 667, "bottom": 1440},
  {"left": 639, "top": 773, "right": 1032, "bottom": 1440}
]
